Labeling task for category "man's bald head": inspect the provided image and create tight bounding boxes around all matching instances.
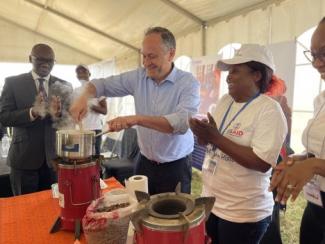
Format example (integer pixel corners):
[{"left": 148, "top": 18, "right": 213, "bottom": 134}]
[
  {"left": 31, "top": 44, "right": 54, "bottom": 57},
  {"left": 29, "top": 43, "right": 55, "bottom": 77}
]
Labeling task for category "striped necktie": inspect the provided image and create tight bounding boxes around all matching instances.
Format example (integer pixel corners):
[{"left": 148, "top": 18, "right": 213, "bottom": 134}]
[{"left": 38, "top": 78, "right": 47, "bottom": 100}]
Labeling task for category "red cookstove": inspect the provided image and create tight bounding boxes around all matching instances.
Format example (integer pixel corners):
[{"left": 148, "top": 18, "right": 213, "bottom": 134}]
[
  {"left": 131, "top": 187, "right": 215, "bottom": 244},
  {"left": 50, "top": 157, "right": 101, "bottom": 240}
]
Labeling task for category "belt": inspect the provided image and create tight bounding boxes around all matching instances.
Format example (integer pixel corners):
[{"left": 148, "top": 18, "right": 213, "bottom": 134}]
[{"left": 141, "top": 154, "right": 182, "bottom": 166}]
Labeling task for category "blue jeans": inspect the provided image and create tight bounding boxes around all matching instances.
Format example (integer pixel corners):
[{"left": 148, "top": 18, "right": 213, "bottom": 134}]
[{"left": 206, "top": 213, "right": 271, "bottom": 244}]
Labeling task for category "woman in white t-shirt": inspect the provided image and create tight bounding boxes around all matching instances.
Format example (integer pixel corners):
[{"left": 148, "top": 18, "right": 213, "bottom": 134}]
[
  {"left": 189, "top": 44, "right": 287, "bottom": 244},
  {"left": 270, "top": 18, "right": 325, "bottom": 244}
]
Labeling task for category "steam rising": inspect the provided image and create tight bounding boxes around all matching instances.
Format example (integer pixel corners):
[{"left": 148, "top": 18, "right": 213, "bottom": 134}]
[
  {"left": 32, "top": 94, "right": 47, "bottom": 118},
  {"left": 51, "top": 81, "right": 74, "bottom": 129},
  {"left": 71, "top": 84, "right": 100, "bottom": 129},
  {"left": 32, "top": 80, "right": 74, "bottom": 129}
]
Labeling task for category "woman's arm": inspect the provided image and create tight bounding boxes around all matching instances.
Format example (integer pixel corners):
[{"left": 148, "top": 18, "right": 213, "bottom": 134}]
[
  {"left": 270, "top": 157, "right": 325, "bottom": 204},
  {"left": 189, "top": 113, "right": 270, "bottom": 173}
]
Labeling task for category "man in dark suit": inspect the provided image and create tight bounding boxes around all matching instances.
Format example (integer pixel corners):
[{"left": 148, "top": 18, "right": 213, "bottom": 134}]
[{"left": 0, "top": 43, "right": 72, "bottom": 195}]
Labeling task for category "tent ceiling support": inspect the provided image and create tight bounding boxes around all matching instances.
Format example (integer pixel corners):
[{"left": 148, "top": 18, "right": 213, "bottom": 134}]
[{"left": 25, "top": 0, "right": 140, "bottom": 53}]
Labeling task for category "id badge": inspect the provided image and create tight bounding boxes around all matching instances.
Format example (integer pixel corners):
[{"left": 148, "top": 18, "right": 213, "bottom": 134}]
[{"left": 303, "top": 179, "right": 323, "bottom": 207}]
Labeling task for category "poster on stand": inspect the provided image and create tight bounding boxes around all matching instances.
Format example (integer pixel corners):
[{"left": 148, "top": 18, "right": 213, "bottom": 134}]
[{"left": 191, "top": 55, "right": 222, "bottom": 114}]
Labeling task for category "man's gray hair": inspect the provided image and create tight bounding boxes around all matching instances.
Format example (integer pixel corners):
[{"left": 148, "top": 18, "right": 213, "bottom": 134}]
[{"left": 145, "top": 27, "right": 176, "bottom": 50}]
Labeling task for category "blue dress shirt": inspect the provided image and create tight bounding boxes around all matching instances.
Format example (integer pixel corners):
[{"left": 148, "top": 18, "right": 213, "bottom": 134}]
[{"left": 92, "top": 65, "right": 200, "bottom": 163}]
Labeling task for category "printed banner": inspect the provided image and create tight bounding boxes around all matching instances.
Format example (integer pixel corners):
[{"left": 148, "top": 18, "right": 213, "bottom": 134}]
[{"left": 191, "top": 55, "right": 222, "bottom": 114}]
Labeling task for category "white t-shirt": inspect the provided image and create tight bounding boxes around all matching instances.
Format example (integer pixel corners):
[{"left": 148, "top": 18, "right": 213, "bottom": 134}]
[
  {"left": 302, "top": 90, "right": 325, "bottom": 191},
  {"left": 201, "top": 94, "right": 287, "bottom": 223},
  {"left": 74, "top": 86, "right": 105, "bottom": 130}
]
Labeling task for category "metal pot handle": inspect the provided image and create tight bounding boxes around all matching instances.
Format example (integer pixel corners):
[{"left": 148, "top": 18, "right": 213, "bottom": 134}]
[{"left": 64, "top": 176, "right": 99, "bottom": 206}]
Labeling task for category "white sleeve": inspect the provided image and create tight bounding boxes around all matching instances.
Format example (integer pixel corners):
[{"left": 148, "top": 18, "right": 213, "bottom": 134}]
[
  {"left": 251, "top": 103, "right": 288, "bottom": 167},
  {"left": 211, "top": 94, "right": 232, "bottom": 128}
]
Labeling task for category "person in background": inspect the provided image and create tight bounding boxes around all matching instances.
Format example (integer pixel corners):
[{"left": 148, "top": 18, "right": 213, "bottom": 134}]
[
  {"left": 70, "top": 26, "right": 200, "bottom": 195},
  {"left": 75, "top": 64, "right": 107, "bottom": 155},
  {"left": 270, "top": 17, "right": 325, "bottom": 244},
  {"left": 265, "top": 75, "right": 292, "bottom": 149},
  {"left": 189, "top": 44, "right": 287, "bottom": 244},
  {"left": 261, "top": 75, "right": 293, "bottom": 244},
  {"left": 0, "top": 43, "right": 72, "bottom": 195}
]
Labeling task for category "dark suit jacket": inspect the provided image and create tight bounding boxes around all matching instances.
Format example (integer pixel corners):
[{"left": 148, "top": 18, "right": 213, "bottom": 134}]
[{"left": 0, "top": 72, "right": 72, "bottom": 170}]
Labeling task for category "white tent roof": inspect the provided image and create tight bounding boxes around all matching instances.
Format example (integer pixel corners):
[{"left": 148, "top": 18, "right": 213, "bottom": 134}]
[{"left": 0, "top": 0, "right": 324, "bottom": 71}]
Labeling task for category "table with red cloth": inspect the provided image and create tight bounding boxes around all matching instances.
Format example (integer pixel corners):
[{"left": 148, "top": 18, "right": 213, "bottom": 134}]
[{"left": 0, "top": 177, "right": 123, "bottom": 244}]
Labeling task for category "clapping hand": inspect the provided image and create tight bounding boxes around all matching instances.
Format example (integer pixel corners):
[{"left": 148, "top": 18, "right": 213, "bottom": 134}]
[
  {"left": 49, "top": 95, "right": 62, "bottom": 118},
  {"left": 31, "top": 94, "right": 47, "bottom": 118},
  {"left": 270, "top": 157, "right": 316, "bottom": 204},
  {"left": 189, "top": 112, "right": 219, "bottom": 145}
]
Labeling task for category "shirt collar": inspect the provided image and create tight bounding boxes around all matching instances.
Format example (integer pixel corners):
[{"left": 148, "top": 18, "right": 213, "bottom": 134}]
[
  {"left": 163, "top": 63, "right": 177, "bottom": 84},
  {"left": 146, "top": 63, "right": 178, "bottom": 84},
  {"left": 31, "top": 70, "right": 50, "bottom": 82}
]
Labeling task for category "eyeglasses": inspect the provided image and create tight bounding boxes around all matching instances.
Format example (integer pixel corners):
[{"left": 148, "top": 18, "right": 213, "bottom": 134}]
[
  {"left": 31, "top": 55, "right": 55, "bottom": 65},
  {"left": 303, "top": 50, "right": 325, "bottom": 63}
]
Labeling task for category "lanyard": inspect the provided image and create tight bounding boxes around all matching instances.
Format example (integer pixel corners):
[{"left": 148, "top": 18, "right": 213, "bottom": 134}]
[{"left": 219, "top": 93, "right": 260, "bottom": 135}]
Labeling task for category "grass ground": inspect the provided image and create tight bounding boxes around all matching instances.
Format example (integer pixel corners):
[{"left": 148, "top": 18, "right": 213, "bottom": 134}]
[{"left": 191, "top": 168, "right": 307, "bottom": 244}]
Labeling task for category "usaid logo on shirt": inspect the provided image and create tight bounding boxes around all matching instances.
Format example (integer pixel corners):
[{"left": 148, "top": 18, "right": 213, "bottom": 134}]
[{"left": 228, "top": 123, "right": 244, "bottom": 137}]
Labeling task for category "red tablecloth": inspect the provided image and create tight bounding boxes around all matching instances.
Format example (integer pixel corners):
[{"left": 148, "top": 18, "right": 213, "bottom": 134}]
[{"left": 0, "top": 177, "right": 123, "bottom": 244}]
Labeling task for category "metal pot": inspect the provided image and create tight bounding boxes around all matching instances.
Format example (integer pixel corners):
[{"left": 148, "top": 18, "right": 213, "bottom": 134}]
[{"left": 56, "top": 129, "right": 95, "bottom": 159}]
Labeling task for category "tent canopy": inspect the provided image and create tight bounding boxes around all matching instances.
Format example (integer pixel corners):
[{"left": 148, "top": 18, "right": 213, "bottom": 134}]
[{"left": 0, "top": 0, "right": 324, "bottom": 71}]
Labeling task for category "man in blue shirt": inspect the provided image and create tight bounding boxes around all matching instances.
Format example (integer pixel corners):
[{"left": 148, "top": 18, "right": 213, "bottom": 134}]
[{"left": 70, "top": 27, "right": 200, "bottom": 194}]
